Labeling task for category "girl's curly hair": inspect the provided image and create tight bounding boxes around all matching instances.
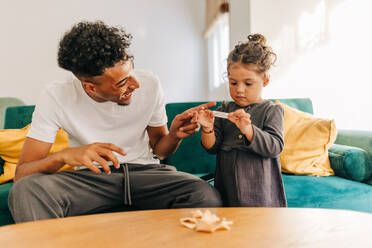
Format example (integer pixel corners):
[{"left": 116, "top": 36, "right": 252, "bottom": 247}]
[
  {"left": 58, "top": 21, "right": 133, "bottom": 77},
  {"left": 227, "top": 34, "right": 276, "bottom": 77}
]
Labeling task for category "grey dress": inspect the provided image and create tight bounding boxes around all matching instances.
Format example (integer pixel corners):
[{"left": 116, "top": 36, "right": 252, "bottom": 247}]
[{"left": 205, "top": 100, "right": 287, "bottom": 207}]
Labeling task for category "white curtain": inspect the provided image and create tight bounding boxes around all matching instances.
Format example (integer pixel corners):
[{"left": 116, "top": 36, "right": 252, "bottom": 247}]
[
  {"left": 205, "top": 0, "right": 230, "bottom": 100},
  {"left": 204, "top": 0, "right": 229, "bottom": 38}
]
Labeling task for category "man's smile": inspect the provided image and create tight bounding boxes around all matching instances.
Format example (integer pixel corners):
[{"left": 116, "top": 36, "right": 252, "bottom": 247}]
[{"left": 120, "top": 90, "right": 133, "bottom": 100}]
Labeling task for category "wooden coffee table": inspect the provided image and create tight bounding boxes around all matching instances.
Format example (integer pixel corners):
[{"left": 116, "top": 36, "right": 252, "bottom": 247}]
[{"left": 1, "top": 207, "right": 372, "bottom": 247}]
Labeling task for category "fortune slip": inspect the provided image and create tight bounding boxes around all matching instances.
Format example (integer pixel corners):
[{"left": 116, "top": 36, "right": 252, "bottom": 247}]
[
  {"left": 212, "top": 111, "right": 228, "bottom": 119},
  {"left": 180, "top": 209, "right": 233, "bottom": 233}
]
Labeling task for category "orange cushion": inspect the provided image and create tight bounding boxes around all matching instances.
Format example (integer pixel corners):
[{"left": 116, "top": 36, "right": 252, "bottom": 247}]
[
  {"left": 277, "top": 101, "right": 336, "bottom": 176},
  {"left": 0, "top": 125, "right": 73, "bottom": 184}
]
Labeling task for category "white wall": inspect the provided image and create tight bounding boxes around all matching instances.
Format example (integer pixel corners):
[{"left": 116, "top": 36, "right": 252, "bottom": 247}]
[
  {"left": 229, "top": 0, "right": 250, "bottom": 51},
  {"left": 0, "top": 0, "right": 208, "bottom": 104},
  {"left": 230, "top": 0, "right": 372, "bottom": 130}
]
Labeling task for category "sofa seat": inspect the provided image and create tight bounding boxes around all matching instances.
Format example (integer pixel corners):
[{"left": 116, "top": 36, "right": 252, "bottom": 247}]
[
  {"left": 283, "top": 174, "right": 372, "bottom": 212},
  {"left": 0, "top": 182, "right": 14, "bottom": 225},
  {"left": 3, "top": 173, "right": 372, "bottom": 227}
]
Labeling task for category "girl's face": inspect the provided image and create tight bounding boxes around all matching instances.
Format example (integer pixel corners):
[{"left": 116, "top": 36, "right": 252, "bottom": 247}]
[{"left": 228, "top": 63, "right": 269, "bottom": 107}]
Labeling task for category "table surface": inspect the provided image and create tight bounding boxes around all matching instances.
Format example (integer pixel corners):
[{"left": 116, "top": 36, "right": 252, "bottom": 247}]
[{"left": 1, "top": 207, "right": 372, "bottom": 248}]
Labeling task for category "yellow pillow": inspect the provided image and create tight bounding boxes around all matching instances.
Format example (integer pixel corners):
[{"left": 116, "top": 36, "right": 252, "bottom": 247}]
[
  {"left": 0, "top": 125, "right": 73, "bottom": 184},
  {"left": 276, "top": 101, "right": 336, "bottom": 176},
  {"left": 0, "top": 162, "right": 16, "bottom": 183}
]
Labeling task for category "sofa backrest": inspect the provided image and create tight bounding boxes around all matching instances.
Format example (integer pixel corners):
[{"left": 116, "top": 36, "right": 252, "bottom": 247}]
[
  {"left": 164, "top": 102, "right": 222, "bottom": 174},
  {"left": 4, "top": 105, "right": 35, "bottom": 129},
  {"left": 0, "top": 97, "right": 25, "bottom": 129},
  {"left": 1, "top": 98, "right": 313, "bottom": 174},
  {"left": 0, "top": 105, "right": 35, "bottom": 169},
  {"left": 164, "top": 98, "right": 313, "bottom": 174}
]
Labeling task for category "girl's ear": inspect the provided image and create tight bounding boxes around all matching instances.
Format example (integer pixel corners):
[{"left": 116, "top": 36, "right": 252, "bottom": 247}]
[{"left": 263, "top": 77, "right": 270, "bottom": 87}]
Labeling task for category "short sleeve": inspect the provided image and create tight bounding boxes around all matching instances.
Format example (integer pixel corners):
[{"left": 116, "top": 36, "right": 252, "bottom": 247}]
[
  {"left": 148, "top": 76, "right": 167, "bottom": 127},
  {"left": 27, "top": 88, "right": 61, "bottom": 143}
]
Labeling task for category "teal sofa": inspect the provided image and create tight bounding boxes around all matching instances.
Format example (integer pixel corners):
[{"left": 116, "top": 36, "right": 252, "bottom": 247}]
[
  {"left": 1, "top": 98, "right": 372, "bottom": 226},
  {"left": 0, "top": 97, "right": 25, "bottom": 129}
]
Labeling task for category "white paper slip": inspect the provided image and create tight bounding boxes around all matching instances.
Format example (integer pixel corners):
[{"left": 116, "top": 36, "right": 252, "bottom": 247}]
[{"left": 213, "top": 111, "right": 228, "bottom": 119}]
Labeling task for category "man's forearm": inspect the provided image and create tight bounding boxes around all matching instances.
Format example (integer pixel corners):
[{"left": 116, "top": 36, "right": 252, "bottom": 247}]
[
  {"left": 152, "top": 134, "right": 182, "bottom": 160},
  {"left": 14, "top": 152, "right": 66, "bottom": 183}
]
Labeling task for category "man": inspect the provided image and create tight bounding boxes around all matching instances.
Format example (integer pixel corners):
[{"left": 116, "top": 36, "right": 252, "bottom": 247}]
[{"left": 8, "top": 21, "right": 221, "bottom": 223}]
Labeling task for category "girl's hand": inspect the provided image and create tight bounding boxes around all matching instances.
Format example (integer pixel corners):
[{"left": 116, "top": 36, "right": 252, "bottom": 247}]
[
  {"left": 196, "top": 109, "right": 214, "bottom": 130},
  {"left": 170, "top": 102, "right": 216, "bottom": 139},
  {"left": 228, "top": 109, "right": 252, "bottom": 134}
]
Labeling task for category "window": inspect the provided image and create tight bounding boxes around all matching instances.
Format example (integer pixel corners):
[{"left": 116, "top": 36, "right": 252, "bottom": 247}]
[
  {"left": 250, "top": 0, "right": 372, "bottom": 130},
  {"left": 207, "top": 13, "right": 230, "bottom": 91}
]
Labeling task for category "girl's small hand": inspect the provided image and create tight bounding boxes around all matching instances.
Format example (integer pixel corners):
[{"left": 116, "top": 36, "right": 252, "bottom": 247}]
[
  {"left": 228, "top": 109, "right": 252, "bottom": 134},
  {"left": 196, "top": 109, "right": 214, "bottom": 129}
]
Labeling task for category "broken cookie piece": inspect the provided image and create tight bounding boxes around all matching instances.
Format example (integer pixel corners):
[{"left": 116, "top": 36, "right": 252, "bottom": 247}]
[{"left": 180, "top": 210, "right": 233, "bottom": 233}]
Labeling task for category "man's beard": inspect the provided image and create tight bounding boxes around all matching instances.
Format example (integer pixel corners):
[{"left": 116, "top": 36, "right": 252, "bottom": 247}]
[{"left": 117, "top": 102, "right": 130, "bottom": 106}]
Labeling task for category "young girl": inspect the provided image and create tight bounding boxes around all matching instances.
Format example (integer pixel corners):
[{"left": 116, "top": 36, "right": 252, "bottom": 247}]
[{"left": 197, "top": 34, "right": 286, "bottom": 207}]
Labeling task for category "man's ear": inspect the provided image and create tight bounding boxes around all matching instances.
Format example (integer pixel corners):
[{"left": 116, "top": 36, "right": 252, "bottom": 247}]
[
  {"left": 75, "top": 74, "right": 97, "bottom": 94},
  {"left": 82, "top": 82, "right": 97, "bottom": 93}
]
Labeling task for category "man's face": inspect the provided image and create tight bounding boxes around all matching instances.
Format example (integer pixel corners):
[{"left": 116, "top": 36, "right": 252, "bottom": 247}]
[{"left": 80, "top": 60, "right": 139, "bottom": 105}]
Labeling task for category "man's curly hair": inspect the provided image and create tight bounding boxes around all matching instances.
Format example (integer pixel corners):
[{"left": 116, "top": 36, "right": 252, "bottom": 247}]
[{"left": 58, "top": 21, "right": 133, "bottom": 77}]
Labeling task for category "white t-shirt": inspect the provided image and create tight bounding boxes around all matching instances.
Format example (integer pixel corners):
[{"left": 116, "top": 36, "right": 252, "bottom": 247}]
[{"left": 27, "top": 70, "right": 168, "bottom": 167}]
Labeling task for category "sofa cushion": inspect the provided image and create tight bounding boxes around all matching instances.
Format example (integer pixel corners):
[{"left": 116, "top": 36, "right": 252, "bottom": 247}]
[
  {"left": 0, "top": 162, "right": 16, "bottom": 184},
  {"left": 0, "top": 125, "right": 73, "bottom": 184},
  {"left": 283, "top": 174, "right": 372, "bottom": 212},
  {"left": 277, "top": 101, "right": 336, "bottom": 176},
  {"left": 329, "top": 144, "right": 372, "bottom": 182}
]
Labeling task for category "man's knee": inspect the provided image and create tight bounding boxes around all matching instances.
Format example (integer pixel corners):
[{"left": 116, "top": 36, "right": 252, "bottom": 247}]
[
  {"left": 9, "top": 174, "right": 42, "bottom": 203},
  {"left": 8, "top": 174, "right": 39, "bottom": 218},
  {"left": 9, "top": 173, "right": 56, "bottom": 207},
  {"left": 9, "top": 173, "right": 67, "bottom": 222},
  {"left": 189, "top": 180, "right": 222, "bottom": 207}
]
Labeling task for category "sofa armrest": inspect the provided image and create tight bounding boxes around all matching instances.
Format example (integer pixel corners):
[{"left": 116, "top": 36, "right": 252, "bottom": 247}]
[
  {"left": 328, "top": 144, "right": 372, "bottom": 182},
  {"left": 335, "top": 129, "right": 372, "bottom": 158}
]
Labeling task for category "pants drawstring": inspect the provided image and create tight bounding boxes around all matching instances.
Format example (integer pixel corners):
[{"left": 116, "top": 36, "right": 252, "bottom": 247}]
[{"left": 122, "top": 163, "right": 132, "bottom": 206}]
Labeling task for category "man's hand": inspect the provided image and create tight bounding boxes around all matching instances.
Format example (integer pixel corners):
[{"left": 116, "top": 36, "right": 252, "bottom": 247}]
[
  {"left": 58, "top": 143, "right": 126, "bottom": 175},
  {"left": 169, "top": 102, "right": 216, "bottom": 139}
]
